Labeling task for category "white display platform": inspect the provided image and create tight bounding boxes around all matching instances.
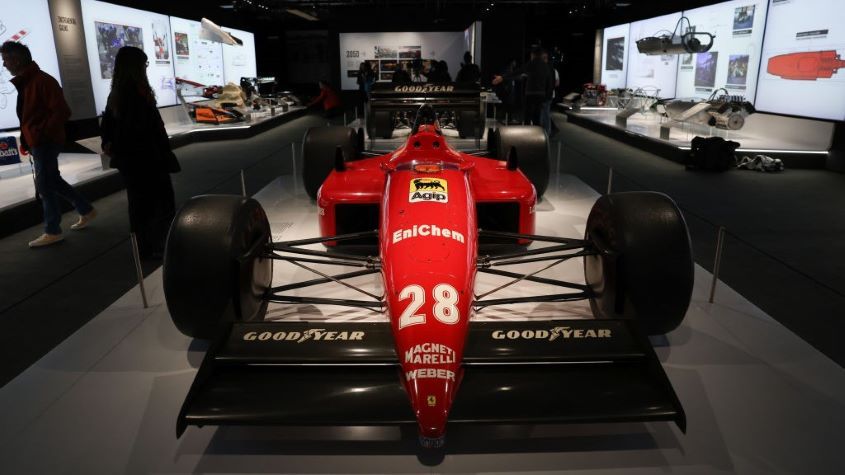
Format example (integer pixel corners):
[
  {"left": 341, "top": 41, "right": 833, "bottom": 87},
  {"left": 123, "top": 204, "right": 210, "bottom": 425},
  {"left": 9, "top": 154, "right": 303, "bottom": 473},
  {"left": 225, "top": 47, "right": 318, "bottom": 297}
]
[
  {"left": 569, "top": 107, "right": 833, "bottom": 155},
  {"left": 159, "top": 103, "right": 307, "bottom": 142},
  {"left": 0, "top": 152, "right": 114, "bottom": 212},
  {"left": 0, "top": 172, "right": 843, "bottom": 474}
]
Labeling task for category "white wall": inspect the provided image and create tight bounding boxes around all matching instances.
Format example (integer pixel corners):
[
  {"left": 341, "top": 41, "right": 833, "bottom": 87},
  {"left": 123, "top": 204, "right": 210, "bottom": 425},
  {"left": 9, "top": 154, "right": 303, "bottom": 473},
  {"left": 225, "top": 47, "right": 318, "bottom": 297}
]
[
  {"left": 338, "top": 32, "right": 465, "bottom": 90},
  {"left": 0, "top": 0, "right": 63, "bottom": 129}
]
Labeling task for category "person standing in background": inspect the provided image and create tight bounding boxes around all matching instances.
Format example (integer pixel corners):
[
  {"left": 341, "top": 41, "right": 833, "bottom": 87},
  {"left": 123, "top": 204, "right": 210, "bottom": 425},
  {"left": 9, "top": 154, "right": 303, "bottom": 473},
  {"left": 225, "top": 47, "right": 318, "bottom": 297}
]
[
  {"left": 357, "top": 61, "right": 375, "bottom": 104},
  {"left": 492, "top": 47, "right": 553, "bottom": 129},
  {"left": 1, "top": 41, "right": 96, "bottom": 248},
  {"left": 307, "top": 79, "right": 342, "bottom": 118},
  {"left": 540, "top": 50, "right": 559, "bottom": 137},
  {"left": 101, "top": 46, "right": 180, "bottom": 260},
  {"left": 456, "top": 51, "right": 481, "bottom": 84}
]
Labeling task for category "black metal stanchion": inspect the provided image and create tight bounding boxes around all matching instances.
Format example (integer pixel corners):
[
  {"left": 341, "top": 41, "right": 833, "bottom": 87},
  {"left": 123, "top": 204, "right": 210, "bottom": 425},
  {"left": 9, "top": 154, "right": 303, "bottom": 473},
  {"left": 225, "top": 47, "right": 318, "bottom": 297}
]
[
  {"left": 709, "top": 226, "right": 727, "bottom": 303},
  {"left": 129, "top": 233, "right": 149, "bottom": 309}
]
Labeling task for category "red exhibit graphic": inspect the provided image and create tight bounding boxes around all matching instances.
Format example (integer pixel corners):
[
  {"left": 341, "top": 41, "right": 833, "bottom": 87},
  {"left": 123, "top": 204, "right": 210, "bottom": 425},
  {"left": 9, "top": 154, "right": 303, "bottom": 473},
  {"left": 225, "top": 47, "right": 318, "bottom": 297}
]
[{"left": 767, "top": 50, "right": 845, "bottom": 80}]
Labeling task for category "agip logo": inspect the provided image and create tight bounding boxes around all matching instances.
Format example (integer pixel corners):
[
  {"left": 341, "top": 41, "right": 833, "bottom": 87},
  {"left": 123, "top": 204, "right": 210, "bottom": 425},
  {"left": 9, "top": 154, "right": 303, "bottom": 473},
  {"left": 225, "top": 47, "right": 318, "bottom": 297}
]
[
  {"left": 409, "top": 178, "right": 448, "bottom": 203},
  {"left": 0, "top": 136, "right": 21, "bottom": 166}
]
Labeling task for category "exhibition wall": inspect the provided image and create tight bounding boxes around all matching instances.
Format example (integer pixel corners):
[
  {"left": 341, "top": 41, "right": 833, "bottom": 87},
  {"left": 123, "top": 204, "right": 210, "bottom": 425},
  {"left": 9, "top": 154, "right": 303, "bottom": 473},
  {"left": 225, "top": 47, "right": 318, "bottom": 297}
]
[
  {"left": 755, "top": 0, "right": 845, "bottom": 121},
  {"left": 169, "top": 16, "right": 224, "bottom": 88},
  {"left": 0, "top": 0, "right": 63, "bottom": 130},
  {"left": 597, "top": 0, "right": 844, "bottom": 122},
  {"left": 0, "top": 0, "right": 259, "bottom": 125},
  {"left": 600, "top": 23, "right": 630, "bottom": 90},
  {"left": 674, "top": 0, "right": 768, "bottom": 101},
  {"left": 626, "top": 12, "right": 682, "bottom": 98},
  {"left": 80, "top": 0, "right": 179, "bottom": 114},
  {"left": 221, "top": 27, "right": 258, "bottom": 85},
  {"left": 337, "top": 32, "right": 466, "bottom": 90}
]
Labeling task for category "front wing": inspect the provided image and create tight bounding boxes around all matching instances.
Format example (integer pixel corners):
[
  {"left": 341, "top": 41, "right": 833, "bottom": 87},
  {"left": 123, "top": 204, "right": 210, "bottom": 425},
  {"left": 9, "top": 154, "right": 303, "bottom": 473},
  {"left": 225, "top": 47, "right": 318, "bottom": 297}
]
[{"left": 177, "top": 319, "right": 685, "bottom": 436}]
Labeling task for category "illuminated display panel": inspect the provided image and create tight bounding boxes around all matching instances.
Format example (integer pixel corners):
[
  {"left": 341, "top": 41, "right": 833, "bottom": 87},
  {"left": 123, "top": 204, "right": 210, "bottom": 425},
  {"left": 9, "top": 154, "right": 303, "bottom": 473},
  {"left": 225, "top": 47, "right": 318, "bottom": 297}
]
[
  {"left": 600, "top": 23, "right": 630, "bottom": 89},
  {"left": 626, "top": 12, "right": 682, "bottom": 98},
  {"left": 755, "top": 0, "right": 845, "bottom": 120},
  {"left": 0, "top": 0, "right": 63, "bottom": 130},
  {"left": 674, "top": 0, "right": 768, "bottom": 101},
  {"left": 81, "top": 0, "right": 178, "bottom": 114}
]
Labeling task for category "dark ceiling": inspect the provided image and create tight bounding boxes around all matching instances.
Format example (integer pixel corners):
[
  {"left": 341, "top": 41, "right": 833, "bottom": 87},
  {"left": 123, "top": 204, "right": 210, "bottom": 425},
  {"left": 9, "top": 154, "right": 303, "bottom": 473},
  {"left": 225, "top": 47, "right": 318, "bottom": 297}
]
[{"left": 108, "top": 0, "right": 726, "bottom": 33}]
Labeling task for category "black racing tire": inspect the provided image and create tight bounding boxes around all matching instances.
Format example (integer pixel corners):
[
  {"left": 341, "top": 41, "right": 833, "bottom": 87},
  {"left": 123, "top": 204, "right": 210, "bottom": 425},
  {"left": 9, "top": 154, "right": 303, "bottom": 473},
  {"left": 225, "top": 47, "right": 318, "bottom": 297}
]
[
  {"left": 303, "top": 126, "right": 357, "bottom": 200},
  {"left": 457, "top": 111, "right": 480, "bottom": 139},
  {"left": 584, "top": 191, "right": 694, "bottom": 335},
  {"left": 494, "top": 125, "right": 550, "bottom": 198},
  {"left": 373, "top": 110, "right": 394, "bottom": 139},
  {"left": 163, "top": 195, "right": 273, "bottom": 339}
]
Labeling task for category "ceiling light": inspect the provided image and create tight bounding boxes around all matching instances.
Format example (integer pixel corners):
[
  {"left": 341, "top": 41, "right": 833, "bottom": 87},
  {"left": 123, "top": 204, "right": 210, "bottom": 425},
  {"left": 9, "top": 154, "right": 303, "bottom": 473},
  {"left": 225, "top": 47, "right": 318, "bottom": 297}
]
[{"left": 287, "top": 8, "right": 319, "bottom": 21}]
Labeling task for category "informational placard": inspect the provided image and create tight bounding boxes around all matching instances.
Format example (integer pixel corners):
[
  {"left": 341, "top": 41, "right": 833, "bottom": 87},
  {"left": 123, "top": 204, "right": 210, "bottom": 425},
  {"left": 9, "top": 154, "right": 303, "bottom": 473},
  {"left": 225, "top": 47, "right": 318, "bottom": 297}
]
[
  {"left": 600, "top": 23, "right": 630, "bottom": 89},
  {"left": 221, "top": 27, "right": 257, "bottom": 85},
  {"left": 674, "top": 0, "right": 768, "bottom": 101},
  {"left": 338, "top": 32, "right": 466, "bottom": 90},
  {"left": 626, "top": 13, "right": 682, "bottom": 98},
  {"left": 755, "top": 0, "right": 845, "bottom": 121},
  {"left": 169, "top": 16, "right": 224, "bottom": 88},
  {"left": 0, "top": 0, "right": 63, "bottom": 130},
  {"left": 80, "top": 0, "right": 177, "bottom": 114}
]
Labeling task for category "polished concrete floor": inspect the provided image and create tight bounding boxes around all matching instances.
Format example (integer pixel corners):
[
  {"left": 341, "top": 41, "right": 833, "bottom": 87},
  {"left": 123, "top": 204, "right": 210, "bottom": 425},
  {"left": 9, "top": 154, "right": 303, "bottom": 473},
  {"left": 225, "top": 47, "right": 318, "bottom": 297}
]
[{"left": 0, "top": 173, "right": 843, "bottom": 474}]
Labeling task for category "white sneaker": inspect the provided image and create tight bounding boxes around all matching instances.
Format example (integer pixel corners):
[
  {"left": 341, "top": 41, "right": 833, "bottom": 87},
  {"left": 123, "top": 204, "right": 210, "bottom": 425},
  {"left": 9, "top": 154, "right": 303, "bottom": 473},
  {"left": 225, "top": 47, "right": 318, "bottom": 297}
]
[
  {"left": 28, "top": 233, "right": 65, "bottom": 248},
  {"left": 70, "top": 209, "right": 97, "bottom": 230}
]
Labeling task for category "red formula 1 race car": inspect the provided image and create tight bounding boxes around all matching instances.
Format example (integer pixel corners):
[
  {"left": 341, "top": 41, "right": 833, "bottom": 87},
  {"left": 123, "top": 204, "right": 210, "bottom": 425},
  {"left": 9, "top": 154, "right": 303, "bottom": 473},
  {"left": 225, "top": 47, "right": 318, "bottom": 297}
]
[{"left": 163, "top": 105, "right": 694, "bottom": 450}]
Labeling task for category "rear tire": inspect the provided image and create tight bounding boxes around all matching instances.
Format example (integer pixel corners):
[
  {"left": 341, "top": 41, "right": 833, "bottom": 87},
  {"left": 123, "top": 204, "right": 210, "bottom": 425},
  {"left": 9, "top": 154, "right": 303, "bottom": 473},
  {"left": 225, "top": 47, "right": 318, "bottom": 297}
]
[
  {"left": 164, "top": 195, "right": 273, "bottom": 339},
  {"left": 584, "top": 192, "right": 693, "bottom": 335},
  {"left": 303, "top": 126, "right": 357, "bottom": 200},
  {"left": 457, "top": 111, "right": 480, "bottom": 139},
  {"left": 494, "top": 125, "right": 550, "bottom": 198}
]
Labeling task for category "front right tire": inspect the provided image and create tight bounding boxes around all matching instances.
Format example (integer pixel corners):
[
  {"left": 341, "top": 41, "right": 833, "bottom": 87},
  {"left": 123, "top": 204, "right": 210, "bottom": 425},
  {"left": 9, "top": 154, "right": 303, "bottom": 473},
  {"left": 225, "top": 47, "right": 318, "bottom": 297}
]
[{"left": 584, "top": 191, "right": 694, "bottom": 335}]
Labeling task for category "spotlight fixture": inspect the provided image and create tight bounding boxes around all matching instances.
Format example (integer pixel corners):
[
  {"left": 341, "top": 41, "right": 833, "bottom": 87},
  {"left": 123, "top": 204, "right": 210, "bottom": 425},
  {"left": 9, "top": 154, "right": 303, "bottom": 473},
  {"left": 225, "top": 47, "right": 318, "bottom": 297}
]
[{"left": 286, "top": 8, "right": 319, "bottom": 21}]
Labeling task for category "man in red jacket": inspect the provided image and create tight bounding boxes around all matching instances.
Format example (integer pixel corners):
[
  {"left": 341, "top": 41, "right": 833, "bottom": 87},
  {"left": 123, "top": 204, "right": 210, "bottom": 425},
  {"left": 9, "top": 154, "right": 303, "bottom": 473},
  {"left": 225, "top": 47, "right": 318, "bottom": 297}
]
[
  {"left": 307, "top": 80, "right": 342, "bottom": 118},
  {"left": 1, "top": 41, "right": 96, "bottom": 248}
]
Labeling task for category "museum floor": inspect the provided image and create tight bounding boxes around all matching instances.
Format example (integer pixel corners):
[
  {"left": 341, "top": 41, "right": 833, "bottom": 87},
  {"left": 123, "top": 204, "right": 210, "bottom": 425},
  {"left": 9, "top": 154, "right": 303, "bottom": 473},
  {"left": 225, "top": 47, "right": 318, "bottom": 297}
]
[{"left": 0, "top": 111, "right": 843, "bottom": 473}]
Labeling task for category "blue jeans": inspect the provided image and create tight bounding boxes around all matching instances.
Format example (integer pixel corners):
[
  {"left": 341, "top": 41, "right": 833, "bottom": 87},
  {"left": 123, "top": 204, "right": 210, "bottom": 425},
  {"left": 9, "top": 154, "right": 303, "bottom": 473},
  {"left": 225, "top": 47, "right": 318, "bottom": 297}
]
[
  {"left": 540, "top": 100, "right": 552, "bottom": 136},
  {"left": 32, "top": 143, "right": 93, "bottom": 235}
]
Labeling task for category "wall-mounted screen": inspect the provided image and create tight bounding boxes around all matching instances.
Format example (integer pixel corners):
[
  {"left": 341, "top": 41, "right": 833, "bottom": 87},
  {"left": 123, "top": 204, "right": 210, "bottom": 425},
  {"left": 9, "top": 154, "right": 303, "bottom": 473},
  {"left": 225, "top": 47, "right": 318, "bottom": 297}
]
[
  {"left": 338, "top": 32, "right": 466, "bottom": 90},
  {"left": 169, "top": 16, "right": 224, "bottom": 89},
  {"left": 81, "top": 0, "right": 177, "bottom": 114},
  {"left": 600, "top": 23, "right": 630, "bottom": 89},
  {"left": 221, "top": 27, "right": 257, "bottom": 84},
  {"left": 626, "top": 13, "right": 682, "bottom": 98},
  {"left": 0, "top": 0, "right": 63, "bottom": 130},
  {"left": 755, "top": 0, "right": 845, "bottom": 121},
  {"left": 675, "top": 0, "right": 768, "bottom": 101}
]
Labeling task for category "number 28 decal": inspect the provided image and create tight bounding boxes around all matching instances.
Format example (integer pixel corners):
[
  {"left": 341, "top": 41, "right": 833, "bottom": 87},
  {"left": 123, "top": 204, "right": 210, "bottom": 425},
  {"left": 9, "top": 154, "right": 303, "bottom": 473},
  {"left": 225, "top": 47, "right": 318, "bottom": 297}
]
[{"left": 398, "top": 283, "right": 460, "bottom": 329}]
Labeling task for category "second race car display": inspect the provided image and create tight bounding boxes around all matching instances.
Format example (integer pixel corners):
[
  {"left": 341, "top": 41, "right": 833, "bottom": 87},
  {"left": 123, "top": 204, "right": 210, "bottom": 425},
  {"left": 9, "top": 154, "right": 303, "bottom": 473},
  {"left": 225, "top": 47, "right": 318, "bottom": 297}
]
[{"left": 163, "top": 105, "right": 694, "bottom": 449}]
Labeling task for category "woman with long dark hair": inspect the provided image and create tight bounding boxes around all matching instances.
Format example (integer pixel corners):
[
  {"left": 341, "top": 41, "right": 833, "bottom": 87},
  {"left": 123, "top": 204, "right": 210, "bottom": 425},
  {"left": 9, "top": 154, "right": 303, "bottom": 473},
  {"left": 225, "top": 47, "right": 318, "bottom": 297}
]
[{"left": 101, "top": 46, "right": 180, "bottom": 259}]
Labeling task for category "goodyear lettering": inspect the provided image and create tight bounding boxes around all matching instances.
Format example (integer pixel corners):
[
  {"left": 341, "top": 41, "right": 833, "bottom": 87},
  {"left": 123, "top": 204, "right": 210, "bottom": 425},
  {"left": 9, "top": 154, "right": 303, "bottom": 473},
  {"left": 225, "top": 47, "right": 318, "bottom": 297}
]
[
  {"left": 243, "top": 329, "right": 365, "bottom": 342},
  {"left": 405, "top": 368, "right": 456, "bottom": 381},
  {"left": 394, "top": 84, "right": 455, "bottom": 93},
  {"left": 392, "top": 224, "right": 465, "bottom": 244},
  {"left": 491, "top": 326, "right": 612, "bottom": 341},
  {"left": 404, "top": 342, "right": 456, "bottom": 364}
]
